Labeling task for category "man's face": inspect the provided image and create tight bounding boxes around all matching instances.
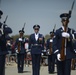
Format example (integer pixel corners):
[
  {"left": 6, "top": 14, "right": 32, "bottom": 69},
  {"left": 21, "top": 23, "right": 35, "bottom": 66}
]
[
  {"left": 50, "top": 33, "right": 54, "bottom": 38},
  {"left": 62, "top": 19, "right": 69, "bottom": 26},
  {"left": 34, "top": 28, "right": 39, "bottom": 33},
  {"left": 19, "top": 33, "right": 23, "bottom": 37}
]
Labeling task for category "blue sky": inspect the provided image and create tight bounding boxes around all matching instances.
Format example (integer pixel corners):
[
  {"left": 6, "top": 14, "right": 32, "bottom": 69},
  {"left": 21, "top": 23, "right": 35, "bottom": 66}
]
[{"left": 0, "top": 0, "right": 76, "bottom": 36}]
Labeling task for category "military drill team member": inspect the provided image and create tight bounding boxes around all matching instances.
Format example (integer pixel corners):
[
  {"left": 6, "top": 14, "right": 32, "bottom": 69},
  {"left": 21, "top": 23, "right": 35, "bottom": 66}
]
[
  {"left": 15, "top": 30, "right": 26, "bottom": 73},
  {"left": 53, "top": 13, "right": 76, "bottom": 75},
  {"left": 29, "top": 25, "right": 45, "bottom": 75},
  {"left": 46, "top": 31, "right": 55, "bottom": 74},
  {"left": 71, "top": 39, "right": 76, "bottom": 70},
  {"left": 0, "top": 10, "right": 12, "bottom": 75}
]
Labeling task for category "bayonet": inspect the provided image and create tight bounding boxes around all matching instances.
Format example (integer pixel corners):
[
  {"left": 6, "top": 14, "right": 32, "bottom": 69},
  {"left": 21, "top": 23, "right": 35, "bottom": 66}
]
[
  {"left": 4, "top": 15, "right": 8, "bottom": 24},
  {"left": 69, "top": 0, "right": 75, "bottom": 18},
  {"left": 22, "top": 22, "right": 26, "bottom": 31},
  {"left": 53, "top": 24, "right": 56, "bottom": 33}
]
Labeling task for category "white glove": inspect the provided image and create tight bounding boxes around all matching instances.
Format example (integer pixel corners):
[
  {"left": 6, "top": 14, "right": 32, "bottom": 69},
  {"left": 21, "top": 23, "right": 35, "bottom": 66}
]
[
  {"left": 74, "top": 49, "right": 76, "bottom": 53},
  {"left": 47, "top": 51, "right": 49, "bottom": 54},
  {"left": 54, "top": 49, "right": 59, "bottom": 54},
  {"left": 15, "top": 49, "right": 19, "bottom": 53},
  {"left": 7, "top": 42, "right": 11, "bottom": 46},
  {"left": 44, "top": 49, "right": 46, "bottom": 52},
  {"left": 41, "top": 53, "right": 44, "bottom": 56},
  {"left": 46, "top": 49, "right": 49, "bottom": 55},
  {"left": 19, "top": 38, "right": 22, "bottom": 41},
  {"left": 62, "top": 32, "right": 70, "bottom": 38},
  {"left": 50, "top": 39, "right": 53, "bottom": 42},
  {"left": 57, "top": 54, "right": 61, "bottom": 61}
]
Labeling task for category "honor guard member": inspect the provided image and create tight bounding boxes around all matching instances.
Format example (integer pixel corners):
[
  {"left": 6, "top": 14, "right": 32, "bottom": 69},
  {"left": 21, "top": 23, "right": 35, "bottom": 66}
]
[
  {"left": 0, "top": 10, "right": 12, "bottom": 75},
  {"left": 15, "top": 30, "right": 26, "bottom": 73},
  {"left": 29, "top": 24, "right": 45, "bottom": 75},
  {"left": 46, "top": 31, "right": 55, "bottom": 74},
  {"left": 71, "top": 38, "right": 76, "bottom": 70},
  {"left": 53, "top": 13, "right": 76, "bottom": 75}
]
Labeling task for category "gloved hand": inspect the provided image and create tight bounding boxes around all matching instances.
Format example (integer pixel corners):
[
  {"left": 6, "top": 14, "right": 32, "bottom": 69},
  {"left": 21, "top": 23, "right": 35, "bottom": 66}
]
[
  {"left": 54, "top": 49, "right": 59, "bottom": 54},
  {"left": 47, "top": 49, "right": 50, "bottom": 55},
  {"left": 19, "top": 38, "right": 22, "bottom": 41},
  {"left": 74, "top": 49, "right": 76, "bottom": 53},
  {"left": 62, "top": 32, "right": 70, "bottom": 38},
  {"left": 15, "top": 48, "right": 19, "bottom": 53},
  {"left": 16, "top": 50, "right": 19, "bottom": 53},
  {"left": 57, "top": 53, "right": 61, "bottom": 61},
  {"left": 41, "top": 53, "right": 44, "bottom": 56},
  {"left": 47, "top": 51, "right": 49, "bottom": 55},
  {"left": 50, "top": 39, "right": 53, "bottom": 42}
]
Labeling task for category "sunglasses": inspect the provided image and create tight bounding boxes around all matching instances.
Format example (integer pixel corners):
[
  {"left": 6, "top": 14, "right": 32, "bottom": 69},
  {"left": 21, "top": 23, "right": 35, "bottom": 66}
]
[
  {"left": 34, "top": 28, "right": 39, "bottom": 30},
  {"left": 62, "top": 19, "right": 68, "bottom": 22}
]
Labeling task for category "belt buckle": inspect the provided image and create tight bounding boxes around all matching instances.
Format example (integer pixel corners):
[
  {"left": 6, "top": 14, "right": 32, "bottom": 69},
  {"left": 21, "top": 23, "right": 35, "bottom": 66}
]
[{"left": 35, "top": 44, "right": 38, "bottom": 46}]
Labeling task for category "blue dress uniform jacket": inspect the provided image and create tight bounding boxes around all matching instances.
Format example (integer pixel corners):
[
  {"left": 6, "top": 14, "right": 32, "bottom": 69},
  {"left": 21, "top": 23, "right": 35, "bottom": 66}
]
[
  {"left": 29, "top": 33, "right": 44, "bottom": 54},
  {"left": 53, "top": 27, "right": 76, "bottom": 59}
]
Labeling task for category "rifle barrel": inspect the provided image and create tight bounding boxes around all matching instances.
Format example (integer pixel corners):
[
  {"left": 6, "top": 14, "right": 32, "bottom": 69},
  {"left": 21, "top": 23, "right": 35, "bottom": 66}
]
[
  {"left": 71, "top": 0, "right": 75, "bottom": 11},
  {"left": 22, "top": 22, "right": 26, "bottom": 31},
  {"left": 53, "top": 24, "right": 56, "bottom": 33},
  {"left": 4, "top": 15, "right": 8, "bottom": 24}
]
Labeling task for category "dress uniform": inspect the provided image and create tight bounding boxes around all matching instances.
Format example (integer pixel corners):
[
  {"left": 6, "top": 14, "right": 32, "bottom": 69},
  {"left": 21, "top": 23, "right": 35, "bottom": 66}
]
[
  {"left": 46, "top": 32, "right": 55, "bottom": 74},
  {"left": 0, "top": 10, "right": 12, "bottom": 75},
  {"left": 15, "top": 30, "right": 26, "bottom": 73},
  {"left": 29, "top": 25, "right": 45, "bottom": 75},
  {"left": 53, "top": 13, "right": 76, "bottom": 75},
  {"left": 71, "top": 39, "right": 76, "bottom": 70}
]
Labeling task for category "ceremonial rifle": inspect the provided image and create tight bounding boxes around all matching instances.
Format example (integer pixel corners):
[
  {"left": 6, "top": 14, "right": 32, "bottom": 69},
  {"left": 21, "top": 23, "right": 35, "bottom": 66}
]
[
  {"left": 22, "top": 23, "right": 26, "bottom": 32},
  {"left": 1, "top": 15, "right": 8, "bottom": 34},
  {"left": 60, "top": 0, "right": 75, "bottom": 61},
  {"left": 49, "top": 24, "right": 56, "bottom": 54},
  {"left": 18, "top": 23, "right": 26, "bottom": 52}
]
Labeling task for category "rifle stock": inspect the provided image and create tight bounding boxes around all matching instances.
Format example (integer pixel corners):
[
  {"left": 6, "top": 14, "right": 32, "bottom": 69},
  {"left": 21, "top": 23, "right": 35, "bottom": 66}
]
[
  {"left": 17, "top": 42, "right": 21, "bottom": 52},
  {"left": 60, "top": 26, "right": 67, "bottom": 61},
  {"left": 18, "top": 42, "right": 20, "bottom": 52}
]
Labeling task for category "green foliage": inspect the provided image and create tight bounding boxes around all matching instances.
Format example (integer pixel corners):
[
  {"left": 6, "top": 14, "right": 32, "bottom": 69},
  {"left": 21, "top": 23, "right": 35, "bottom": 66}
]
[
  {"left": 45, "top": 34, "right": 50, "bottom": 41},
  {"left": 11, "top": 34, "right": 30, "bottom": 41},
  {"left": 11, "top": 34, "right": 50, "bottom": 41}
]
